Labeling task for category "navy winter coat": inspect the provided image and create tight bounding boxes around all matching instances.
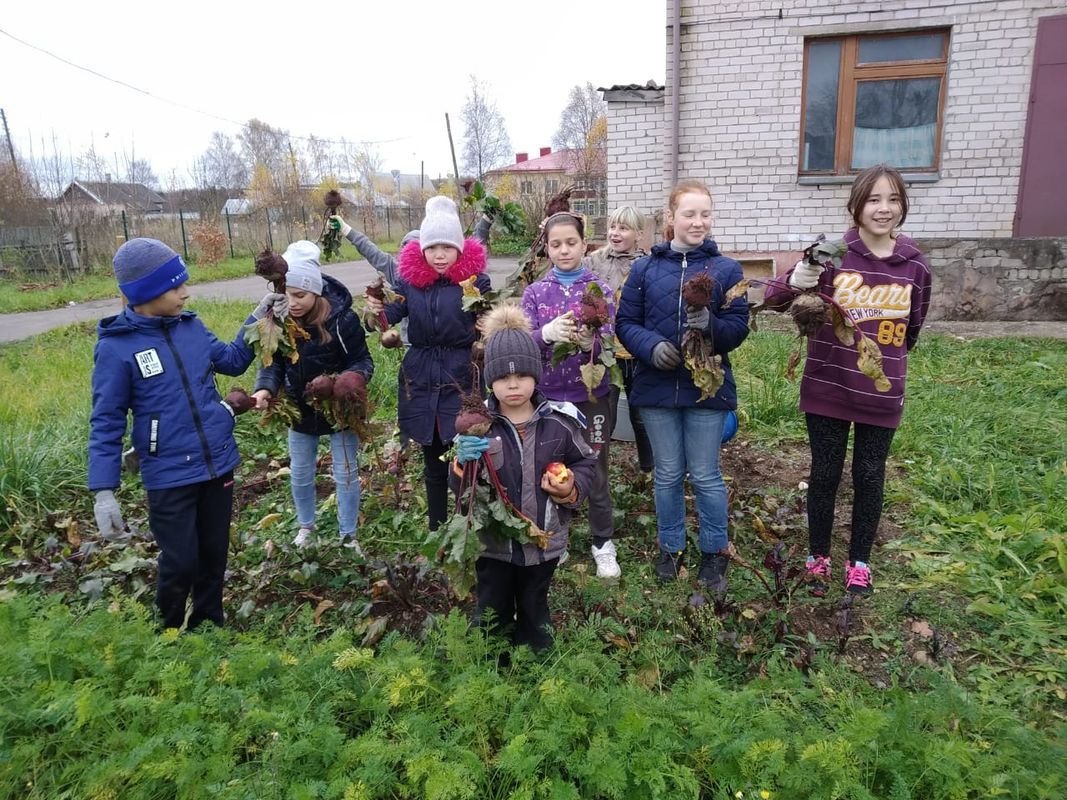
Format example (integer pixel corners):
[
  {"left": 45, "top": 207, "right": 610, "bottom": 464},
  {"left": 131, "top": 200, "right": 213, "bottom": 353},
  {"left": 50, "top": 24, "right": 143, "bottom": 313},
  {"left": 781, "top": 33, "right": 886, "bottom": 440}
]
[
  {"left": 616, "top": 239, "right": 749, "bottom": 410},
  {"left": 254, "top": 275, "right": 374, "bottom": 436},
  {"left": 384, "top": 238, "right": 490, "bottom": 445},
  {"left": 88, "top": 308, "right": 256, "bottom": 491}
]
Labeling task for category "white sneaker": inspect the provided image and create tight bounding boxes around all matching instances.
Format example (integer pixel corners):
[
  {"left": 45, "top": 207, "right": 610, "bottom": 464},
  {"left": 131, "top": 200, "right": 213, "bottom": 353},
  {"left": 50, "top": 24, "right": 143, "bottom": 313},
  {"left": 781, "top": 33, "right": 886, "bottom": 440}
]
[
  {"left": 292, "top": 527, "right": 313, "bottom": 548},
  {"left": 341, "top": 537, "right": 364, "bottom": 557},
  {"left": 591, "top": 540, "right": 622, "bottom": 578}
]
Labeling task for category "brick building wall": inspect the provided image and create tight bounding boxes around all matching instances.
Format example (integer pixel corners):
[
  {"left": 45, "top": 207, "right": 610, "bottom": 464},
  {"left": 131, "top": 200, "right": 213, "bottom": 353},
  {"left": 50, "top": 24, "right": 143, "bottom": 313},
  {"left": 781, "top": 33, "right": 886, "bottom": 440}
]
[{"left": 604, "top": 1, "right": 1067, "bottom": 319}]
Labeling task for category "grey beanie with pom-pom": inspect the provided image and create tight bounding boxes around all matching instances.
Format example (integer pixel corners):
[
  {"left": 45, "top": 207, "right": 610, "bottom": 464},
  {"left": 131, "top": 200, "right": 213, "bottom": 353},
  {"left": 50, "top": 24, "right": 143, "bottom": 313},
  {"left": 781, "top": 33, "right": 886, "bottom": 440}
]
[{"left": 482, "top": 303, "right": 542, "bottom": 385}]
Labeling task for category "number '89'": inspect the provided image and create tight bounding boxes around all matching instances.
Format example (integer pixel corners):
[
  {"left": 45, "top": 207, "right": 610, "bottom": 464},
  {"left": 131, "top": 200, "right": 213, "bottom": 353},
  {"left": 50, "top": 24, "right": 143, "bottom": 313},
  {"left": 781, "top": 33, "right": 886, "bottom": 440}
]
[{"left": 876, "top": 321, "right": 906, "bottom": 346}]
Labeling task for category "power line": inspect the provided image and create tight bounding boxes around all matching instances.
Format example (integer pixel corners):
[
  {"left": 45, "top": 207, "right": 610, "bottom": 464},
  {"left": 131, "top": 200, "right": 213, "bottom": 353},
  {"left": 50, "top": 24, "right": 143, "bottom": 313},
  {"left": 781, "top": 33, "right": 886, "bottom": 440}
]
[{"left": 0, "top": 26, "right": 406, "bottom": 150}]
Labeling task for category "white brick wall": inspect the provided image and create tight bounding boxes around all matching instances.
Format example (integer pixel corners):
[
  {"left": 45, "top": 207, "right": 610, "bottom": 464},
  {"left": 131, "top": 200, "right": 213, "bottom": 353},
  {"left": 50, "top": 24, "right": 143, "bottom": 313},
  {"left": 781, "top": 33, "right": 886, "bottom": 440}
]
[
  {"left": 608, "top": 0, "right": 1066, "bottom": 254},
  {"left": 606, "top": 100, "right": 666, "bottom": 217}
]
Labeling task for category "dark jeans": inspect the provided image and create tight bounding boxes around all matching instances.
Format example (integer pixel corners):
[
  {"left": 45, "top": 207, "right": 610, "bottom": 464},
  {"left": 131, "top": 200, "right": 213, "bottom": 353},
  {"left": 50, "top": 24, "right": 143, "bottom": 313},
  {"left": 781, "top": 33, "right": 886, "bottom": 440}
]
[
  {"left": 614, "top": 359, "right": 653, "bottom": 472},
  {"left": 146, "top": 471, "right": 234, "bottom": 629},
  {"left": 805, "top": 413, "right": 895, "bottom": 564},
  {"left": 473, "top": 556, "right": 559, "bottom": 651},
  {"left": 423, "top": 430, "right": 451, "bottom": 531}
]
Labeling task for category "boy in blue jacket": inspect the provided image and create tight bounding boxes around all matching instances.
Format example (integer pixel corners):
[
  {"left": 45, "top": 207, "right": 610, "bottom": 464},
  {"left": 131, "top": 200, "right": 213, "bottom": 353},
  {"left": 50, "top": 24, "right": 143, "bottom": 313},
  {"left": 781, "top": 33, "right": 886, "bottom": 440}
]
[{"left": 88, "top": 238, "right": 285, "bottom": 629}]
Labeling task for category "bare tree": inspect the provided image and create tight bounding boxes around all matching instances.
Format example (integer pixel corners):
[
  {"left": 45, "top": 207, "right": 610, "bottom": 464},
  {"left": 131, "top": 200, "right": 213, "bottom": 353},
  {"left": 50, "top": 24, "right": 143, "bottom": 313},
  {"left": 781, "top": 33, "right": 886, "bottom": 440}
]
[
  {"left": 124, "top": 156, "right": 159, "bottom": 189},
  {"left": 305, "top": 134, "right": 338, "bottom": 185},
  {"left": 238, "top": 118, "right": 289, "bottom": 178},
  {"left": 553, "top": 82, "right": 607, "bottom": 175},
  {"left": 194, "top": 132, "right": 248, "bottom": 191},
  {"left": 460, "top": 75, "right": 513, "bottom": 181}
]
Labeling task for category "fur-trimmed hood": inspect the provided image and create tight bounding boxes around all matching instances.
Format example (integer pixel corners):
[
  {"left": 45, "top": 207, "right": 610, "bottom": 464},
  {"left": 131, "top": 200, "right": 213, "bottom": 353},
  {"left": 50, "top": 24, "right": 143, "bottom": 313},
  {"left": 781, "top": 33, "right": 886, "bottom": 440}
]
[{"left": 397, "top": 238, "right": 486, "bottom": 289}]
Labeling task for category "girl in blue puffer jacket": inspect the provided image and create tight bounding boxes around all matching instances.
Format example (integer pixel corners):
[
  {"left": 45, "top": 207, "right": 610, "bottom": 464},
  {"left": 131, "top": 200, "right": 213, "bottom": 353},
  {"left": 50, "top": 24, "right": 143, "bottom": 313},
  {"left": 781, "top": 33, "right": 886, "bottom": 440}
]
[
  {"left": 365, "top": 196, "right": 490, "bottom": 530},
  {"left": 616, "top": 180, "right": 750, "bottom": 594}
]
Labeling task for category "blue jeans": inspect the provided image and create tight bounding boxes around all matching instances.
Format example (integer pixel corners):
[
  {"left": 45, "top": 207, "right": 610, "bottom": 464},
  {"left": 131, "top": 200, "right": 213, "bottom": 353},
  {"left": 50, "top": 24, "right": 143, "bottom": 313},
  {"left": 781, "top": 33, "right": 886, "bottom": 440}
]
[
  {"left": 641, "top": 407, "right": 729, "bottom": 554},
  {"left": 288, "top": 429, "right": 360, "bottom": 537}
]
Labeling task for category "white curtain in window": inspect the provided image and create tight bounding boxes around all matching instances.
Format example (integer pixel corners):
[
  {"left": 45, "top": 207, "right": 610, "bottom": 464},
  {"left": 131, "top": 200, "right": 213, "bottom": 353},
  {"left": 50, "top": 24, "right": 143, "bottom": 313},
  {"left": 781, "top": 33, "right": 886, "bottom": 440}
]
[{"left": 852, "top": 123, "right": 936, "bottom": 169}]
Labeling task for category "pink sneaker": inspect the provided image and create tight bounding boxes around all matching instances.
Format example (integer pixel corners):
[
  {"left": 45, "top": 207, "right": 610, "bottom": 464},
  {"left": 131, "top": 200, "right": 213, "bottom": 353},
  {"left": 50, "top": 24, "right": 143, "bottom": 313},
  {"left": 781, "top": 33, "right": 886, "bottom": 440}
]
[
  {"left": 805, "top": 555, "right": 831, "bottom": 597},
  {"left": 844, "top": 561, "right": 873, "bottom": 596}
]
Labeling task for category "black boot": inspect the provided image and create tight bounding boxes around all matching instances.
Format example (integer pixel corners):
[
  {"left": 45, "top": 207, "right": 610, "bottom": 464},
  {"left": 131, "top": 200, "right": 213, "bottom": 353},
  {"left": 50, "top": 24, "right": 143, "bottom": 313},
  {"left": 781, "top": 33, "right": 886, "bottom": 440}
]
[
  {"left": 655, "top": 549, "right": 684, "bottom": 582},
  {"left": 697, "top": 551, "right": 729, "bottom": 595}
]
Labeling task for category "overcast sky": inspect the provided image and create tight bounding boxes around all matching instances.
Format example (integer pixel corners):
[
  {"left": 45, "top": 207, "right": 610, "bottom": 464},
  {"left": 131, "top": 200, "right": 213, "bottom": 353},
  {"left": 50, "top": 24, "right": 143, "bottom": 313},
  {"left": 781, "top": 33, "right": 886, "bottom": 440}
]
[{"left": 0, "top": 1, "right": 665, "bottom": 188}]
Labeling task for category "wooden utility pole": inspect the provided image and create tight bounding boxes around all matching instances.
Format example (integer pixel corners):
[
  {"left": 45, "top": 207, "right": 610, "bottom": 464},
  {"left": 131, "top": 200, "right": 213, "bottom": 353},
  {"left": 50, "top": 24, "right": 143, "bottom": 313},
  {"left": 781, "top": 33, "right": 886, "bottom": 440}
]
[
  {"left": 1, "top": 108, "right": 20, "bottom": 178},
  {"left": 445, "top": 113, "right": 461, "bottom": 203}
]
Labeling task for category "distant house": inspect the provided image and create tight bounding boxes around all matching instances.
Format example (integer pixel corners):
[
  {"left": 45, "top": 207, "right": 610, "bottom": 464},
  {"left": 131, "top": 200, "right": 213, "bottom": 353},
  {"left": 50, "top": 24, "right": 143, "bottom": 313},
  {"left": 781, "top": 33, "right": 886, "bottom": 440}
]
[
  {"left": 60, "top": 180, "right": 164, "bottom": 216},
  {"left": 221, "top": 198, "right": 253, "bottom": 216},
  {"left": 484, "top": 147, "right": 607, "bottom": 218},
  {"left": 602, "top": 4, "right": 1067, "bottom": 320}
]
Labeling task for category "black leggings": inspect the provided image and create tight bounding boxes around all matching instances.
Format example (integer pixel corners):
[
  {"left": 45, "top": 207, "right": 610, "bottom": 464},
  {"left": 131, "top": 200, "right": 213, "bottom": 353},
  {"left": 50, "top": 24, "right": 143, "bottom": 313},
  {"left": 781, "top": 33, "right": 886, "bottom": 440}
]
[
  {"left": 805, "top": 413, "right": 895, "bottom": 564},
  {"left": 423, "top": 430, "right": 451, "bottom": 531}
]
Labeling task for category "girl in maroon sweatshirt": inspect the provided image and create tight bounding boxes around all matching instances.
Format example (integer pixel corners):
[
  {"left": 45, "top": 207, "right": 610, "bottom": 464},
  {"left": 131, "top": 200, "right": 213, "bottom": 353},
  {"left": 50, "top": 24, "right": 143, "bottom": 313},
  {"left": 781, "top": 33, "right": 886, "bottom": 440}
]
[{"left": 764, "top": 165, "right": 931, "bottom": 596}]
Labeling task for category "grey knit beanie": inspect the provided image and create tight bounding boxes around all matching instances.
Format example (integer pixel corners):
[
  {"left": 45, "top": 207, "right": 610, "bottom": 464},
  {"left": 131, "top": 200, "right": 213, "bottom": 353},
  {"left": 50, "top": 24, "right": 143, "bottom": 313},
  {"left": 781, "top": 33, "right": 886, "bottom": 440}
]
[
  {"left": 113, "top": 238, "right": 189, "bottom": 305},
  {"left": 419, "top": 196, "right": 464, "bottom": 252},
  {"left": 482, "top": 303, "right": 542, "bottom": 385},
  {"left": 282, "top": 241, "right": 323, "bottom": 295}
]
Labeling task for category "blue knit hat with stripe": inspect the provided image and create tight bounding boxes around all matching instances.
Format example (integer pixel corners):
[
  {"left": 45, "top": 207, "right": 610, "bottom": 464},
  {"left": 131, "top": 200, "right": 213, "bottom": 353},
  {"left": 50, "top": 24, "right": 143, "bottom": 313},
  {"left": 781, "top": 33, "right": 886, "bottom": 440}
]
[{"left": 113, "top": 238, "right": 189, "bottom": 305}]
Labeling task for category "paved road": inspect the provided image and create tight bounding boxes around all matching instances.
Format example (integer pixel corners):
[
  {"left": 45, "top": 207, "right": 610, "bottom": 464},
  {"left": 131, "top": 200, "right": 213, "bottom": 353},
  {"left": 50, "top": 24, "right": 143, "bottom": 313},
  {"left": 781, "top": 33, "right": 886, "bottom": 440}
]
[
  {"left": 2, "top": 257, "right": 1065, "bottom": 343},
  {"left": 0, "top": 256, "right": 522, "bottom": 344}
]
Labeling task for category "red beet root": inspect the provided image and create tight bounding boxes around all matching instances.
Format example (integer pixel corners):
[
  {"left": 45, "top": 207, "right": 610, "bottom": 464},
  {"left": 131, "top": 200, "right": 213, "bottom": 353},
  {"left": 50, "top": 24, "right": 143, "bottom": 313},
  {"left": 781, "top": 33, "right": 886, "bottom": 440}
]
[
  {"left": 254, "top": 249, "right": 288, "bottom": 292},
  {"left": 324, "top": 189, "right": 344, "bottom": 210},
  {"left": 682, "top": 273, "right": 714, "bottom": 309},
  {"left": 333, "top": 371, "right": 367, "bottom": 403},
  {"left": 579, "top": 293, "right": 610, "bottom": 329},
  {"left": 456, "top": 393, "right": 492, "bottom": 437},
  {"left": 306, "top": 374, "right": 336, "bottom": 400},
  {"left": 380, "top": 329, "right": 402, "bottom": 349},
  {"left": 225, "top": 388, "right": 256, "bottom": 415}
]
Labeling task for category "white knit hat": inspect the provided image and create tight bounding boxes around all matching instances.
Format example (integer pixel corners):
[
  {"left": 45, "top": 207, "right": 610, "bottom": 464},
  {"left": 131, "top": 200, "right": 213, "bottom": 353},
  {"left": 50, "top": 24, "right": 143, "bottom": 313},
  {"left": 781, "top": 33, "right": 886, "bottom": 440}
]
[
  {"left": 418, "top": 196, "right": 464, "bottom": 252},
  {"left": 282, "top": 240, "right": 323, "bottom": 295}
]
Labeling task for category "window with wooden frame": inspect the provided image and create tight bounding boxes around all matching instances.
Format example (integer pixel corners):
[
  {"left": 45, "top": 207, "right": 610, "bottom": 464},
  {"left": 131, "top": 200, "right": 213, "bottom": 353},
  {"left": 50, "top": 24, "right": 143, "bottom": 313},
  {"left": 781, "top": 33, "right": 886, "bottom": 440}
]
[{"left": 800, "top": 29, "right": 949, "bottom": 175}]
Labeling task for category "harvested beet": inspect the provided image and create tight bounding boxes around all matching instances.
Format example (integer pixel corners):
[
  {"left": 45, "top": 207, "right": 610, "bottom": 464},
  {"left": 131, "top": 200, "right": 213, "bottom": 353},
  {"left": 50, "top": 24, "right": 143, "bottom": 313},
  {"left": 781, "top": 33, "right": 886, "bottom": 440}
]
[
  {"left": 455, "top": 393, "right": 492, "bottom": 437},
  {"left": 380, "top": 329, "right": 402, "bottom": 349},
  {"left": 579, "top": 292, "right": 610, "bottom": 329},
  {"left": 225, "top": 387, "right": 256, "bottom": 415},
  {"left": 682, "top": 273, "right": 714, "bottom": 309},
  {"left": 324, "top": 189, "right": 344, "bottom": 210},
  {"left": 333, "top": 371, "right": 367, "bottom": 403},
  {"left": 306, "top": 374, "right": 336, "bottom": 400},
  {"left": 254, "top": 248, "right": 288, "bottom": 292},
  {"left": 790, "top": 292, "right": 830, "bottom": 337}
]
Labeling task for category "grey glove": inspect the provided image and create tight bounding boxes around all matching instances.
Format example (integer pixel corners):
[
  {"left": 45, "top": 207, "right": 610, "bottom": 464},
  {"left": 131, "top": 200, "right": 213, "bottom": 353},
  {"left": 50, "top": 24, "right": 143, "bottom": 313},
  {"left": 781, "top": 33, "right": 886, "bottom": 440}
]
[
  {"left": 789, "top": 260, "right": 824, "bottom": 290},
  {"left": 651, "top": 341, "right": 682, "bottom": 370},
  {"left": 253, "top": 292, "right": 289, "bottom": 320},
  {"left": 686, "top": 306, "right": 710, "bottom": 330},
  {"left": 93, "top": 490, "right": 125, "bottom": 540}
]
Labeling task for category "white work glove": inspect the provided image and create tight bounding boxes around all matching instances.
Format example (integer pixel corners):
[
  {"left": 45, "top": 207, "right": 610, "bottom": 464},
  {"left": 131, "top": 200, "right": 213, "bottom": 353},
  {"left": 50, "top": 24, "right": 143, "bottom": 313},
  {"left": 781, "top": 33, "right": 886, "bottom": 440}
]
[
  {"left": 253, "top": 292, "right": 289, "bottom": 320},
  {"left": 651, "top": 341, "right": 682, "bottom": 370},
  {"left": 329, "top": 215, "right": 352, "bottom": 237},
  {"left": 93, "top": 490, "right": 125, "bottom": 540},
  {"left": 788, "top": 260, "right": 824, "bottom": 290},
  {"left": 575, "top": 326, "right": 595, "bottom": 352},
  {"left": 541, "top": 311, "right": 577, "bottom": 344}
]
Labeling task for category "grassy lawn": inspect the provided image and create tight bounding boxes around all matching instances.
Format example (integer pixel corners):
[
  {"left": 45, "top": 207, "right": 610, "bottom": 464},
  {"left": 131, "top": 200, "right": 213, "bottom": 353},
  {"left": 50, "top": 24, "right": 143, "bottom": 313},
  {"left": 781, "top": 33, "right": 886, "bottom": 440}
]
[
  {"left": 0, "top": 240, "right": 369, "bottom": 315},
  {"left": 0, "top": 307, "right": 1065, "bottom": 798}
]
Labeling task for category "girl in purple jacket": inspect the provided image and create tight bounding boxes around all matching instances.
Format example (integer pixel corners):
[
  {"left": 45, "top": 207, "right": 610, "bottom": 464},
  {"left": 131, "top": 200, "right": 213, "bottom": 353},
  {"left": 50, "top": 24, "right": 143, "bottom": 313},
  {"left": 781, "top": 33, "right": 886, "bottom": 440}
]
[
  {"left": 764, "top": 165, "right": 932, "bottom": 596},
  {"left": 521, "top": 213, "right": 620, "bottom": 578}
]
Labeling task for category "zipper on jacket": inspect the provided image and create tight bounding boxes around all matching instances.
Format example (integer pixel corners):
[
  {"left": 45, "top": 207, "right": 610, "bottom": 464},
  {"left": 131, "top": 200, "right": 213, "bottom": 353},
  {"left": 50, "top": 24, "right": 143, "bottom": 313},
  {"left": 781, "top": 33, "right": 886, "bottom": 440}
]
[
  {"left": 675, "top": 254, "right": 687, "bottom": 406},
  {"left": 162, "top": 325, "right": 217, "bottom": 479}
]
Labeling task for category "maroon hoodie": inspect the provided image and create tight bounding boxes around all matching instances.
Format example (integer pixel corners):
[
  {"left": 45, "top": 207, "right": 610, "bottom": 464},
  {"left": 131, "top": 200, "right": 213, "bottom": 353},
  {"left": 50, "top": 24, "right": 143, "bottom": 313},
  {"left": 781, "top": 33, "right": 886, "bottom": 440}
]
[{"left": 764, "top": 228, "right": 932, "bottom": 429}]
